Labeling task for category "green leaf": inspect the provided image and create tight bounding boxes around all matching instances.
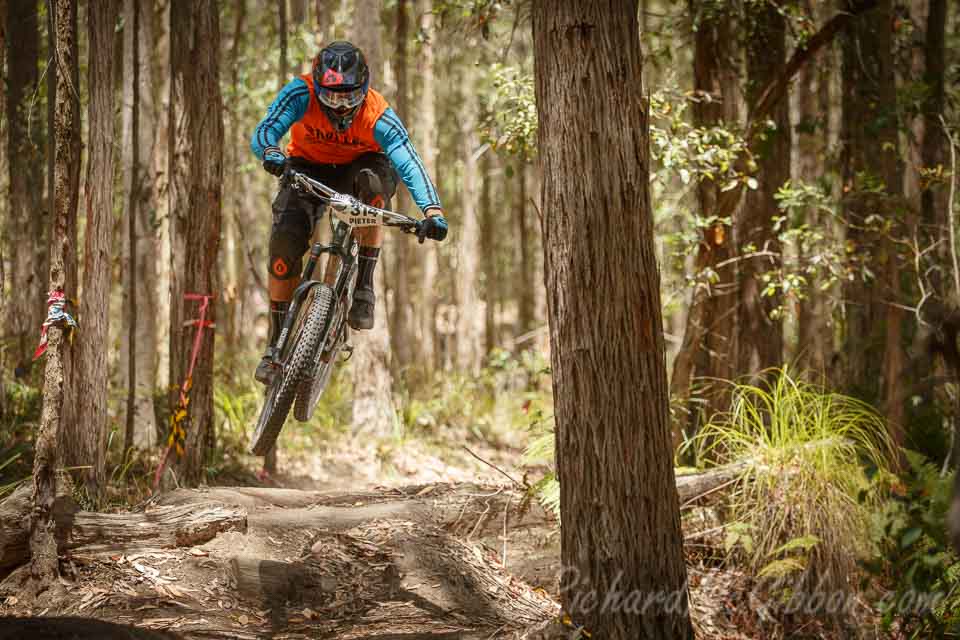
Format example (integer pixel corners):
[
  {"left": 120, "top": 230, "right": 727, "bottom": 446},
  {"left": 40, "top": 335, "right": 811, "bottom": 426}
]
[
  {"left": 758, "top": 558, "right": 806, "bottom": 579},
  {"left": 770, "top": 535, "right": 821, "bottom": 558},
  {"left": 900, "top": 527, "right": 923, "bottom": 549}
]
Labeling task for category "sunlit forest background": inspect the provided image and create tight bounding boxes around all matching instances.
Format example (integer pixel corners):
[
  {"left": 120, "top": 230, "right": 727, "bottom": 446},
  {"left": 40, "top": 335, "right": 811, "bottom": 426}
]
[{"left": 2, "top": 1, "right": 960, "bottom": 637}]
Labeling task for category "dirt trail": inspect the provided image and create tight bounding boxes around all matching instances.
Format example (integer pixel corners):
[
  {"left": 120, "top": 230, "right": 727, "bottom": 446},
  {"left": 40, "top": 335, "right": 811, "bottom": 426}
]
[
  {"left": 0, "top": 428, "right": 750, "bottom": 639},
  {"left": 0, "top": 479, "right": 562, "bottom": 639}
]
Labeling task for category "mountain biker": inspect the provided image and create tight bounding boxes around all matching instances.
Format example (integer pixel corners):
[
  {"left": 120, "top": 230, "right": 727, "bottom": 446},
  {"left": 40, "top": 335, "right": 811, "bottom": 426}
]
[{"left": 250, "top": 41, "right": 448, "bottom": 385}]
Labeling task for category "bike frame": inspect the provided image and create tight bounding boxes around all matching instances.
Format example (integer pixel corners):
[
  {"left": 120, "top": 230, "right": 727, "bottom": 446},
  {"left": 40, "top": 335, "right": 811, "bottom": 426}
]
[{"left": 270, "top": 169, "right": 418, "bottom": 362}]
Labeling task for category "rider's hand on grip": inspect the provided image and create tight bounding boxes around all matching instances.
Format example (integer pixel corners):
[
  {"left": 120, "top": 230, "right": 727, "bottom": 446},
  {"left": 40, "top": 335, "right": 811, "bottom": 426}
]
[
  {"left": 416, "top": 213, "right": 448, "bottom": 244},
  {"left": 262, "top": 146, "right": 287, "bottom": 177}
]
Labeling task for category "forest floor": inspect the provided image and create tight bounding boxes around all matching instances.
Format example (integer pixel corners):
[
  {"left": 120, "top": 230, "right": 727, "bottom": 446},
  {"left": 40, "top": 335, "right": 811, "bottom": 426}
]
[{"left": 0, "top": 420, "right": 791, "bottom": 639}]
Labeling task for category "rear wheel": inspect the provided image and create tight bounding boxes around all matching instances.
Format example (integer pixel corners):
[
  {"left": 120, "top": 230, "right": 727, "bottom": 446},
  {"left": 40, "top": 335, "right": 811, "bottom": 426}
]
[{"left": 250, "top": 285, "right": 334, "bottom": 456}]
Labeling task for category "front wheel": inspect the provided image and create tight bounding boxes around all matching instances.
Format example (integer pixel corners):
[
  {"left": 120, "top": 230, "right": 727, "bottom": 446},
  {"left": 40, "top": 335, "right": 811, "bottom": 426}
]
[{"left": 250, "top": 285, "right": 334, "bottom": 456}]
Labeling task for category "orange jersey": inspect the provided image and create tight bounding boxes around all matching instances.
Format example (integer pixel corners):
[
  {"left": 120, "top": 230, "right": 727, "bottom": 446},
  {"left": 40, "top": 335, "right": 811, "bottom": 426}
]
[{"left": 286, "top": 73, "right": 389, "bottom": 165}]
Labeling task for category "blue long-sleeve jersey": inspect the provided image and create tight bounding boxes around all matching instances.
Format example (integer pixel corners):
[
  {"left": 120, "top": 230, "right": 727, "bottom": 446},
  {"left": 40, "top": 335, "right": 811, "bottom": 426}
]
[{"left": 251, "top": 78, "right": 442, "bottom": 214}]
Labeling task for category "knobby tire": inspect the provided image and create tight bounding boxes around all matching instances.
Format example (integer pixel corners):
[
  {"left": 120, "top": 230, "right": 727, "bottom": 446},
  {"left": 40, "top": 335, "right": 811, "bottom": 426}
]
[{"left": 250, "top": 285, "right": 334, "bottom": 456}]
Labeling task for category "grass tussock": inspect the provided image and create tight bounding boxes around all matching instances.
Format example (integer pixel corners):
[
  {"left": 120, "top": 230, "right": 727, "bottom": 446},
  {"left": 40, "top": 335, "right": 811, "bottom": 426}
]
[{"left": 690, "top": 369, "right": 896, "bottom": 594}]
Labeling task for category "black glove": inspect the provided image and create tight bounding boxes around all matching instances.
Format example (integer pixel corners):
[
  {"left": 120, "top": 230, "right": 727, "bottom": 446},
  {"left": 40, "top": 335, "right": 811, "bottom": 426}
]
[
  {"left": 262, "top": 145, "right": 286, "bottom": 177},
  {"left": 416, "top": 213, "right": 448, "bottom": 243}
]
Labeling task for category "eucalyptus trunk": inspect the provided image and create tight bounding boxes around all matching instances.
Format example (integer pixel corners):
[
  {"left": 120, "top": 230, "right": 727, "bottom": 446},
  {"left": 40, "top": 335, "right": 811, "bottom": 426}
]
[
  {"left": 5, "top": 0, "right": 43, "bottom": 368},
  {"left": 349, "top": 0, "right": 397, "bottom": 435},
  {"left": 70, "top": 0, "right": 120, "bottom": 503},
  {"left": 30, "top": 0, "right": 80, "bottom": 588},
  {"left": 168, "top": 0, "right": 223, "bottom": 486},
  {"left": 533, "top": 1, "right": 694, "bottom": 637},
  {"left": 840, "top": 0, "right": 904, "bottom": 446},
  {"left": 415, "top": 0, "right": 439, "bottom": 371},
  {"left": 453, "top": 89, "right": 484, "bottom": 374},
  {"left": 119, "top": 0, "right": 160, "bottom": 450},
  {"left": 737, "top": 1, "right": 788, "bottom": 376},
  {"left": 670, "top": 0, "right": 740, "bottom": 445}
]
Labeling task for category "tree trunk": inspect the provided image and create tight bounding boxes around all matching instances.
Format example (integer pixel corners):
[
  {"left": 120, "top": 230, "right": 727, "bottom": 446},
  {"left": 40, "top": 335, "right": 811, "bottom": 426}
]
[
  {"left": 480, "top": 143, "right": 497, "bottom": 354},
  {"left": 921, "top": 0, "right": 948, "bottom": 298},
  {"left": 454, "top": 91, "right": 484, "bottom": 374},
  {"left": 69, "top": 0, "right": 119, "bottom": 504},
  {"left": 263, "top": 0, "right": 290, "bottom": 477},
  {"left": 348, "top": 0, "right": 397, "bottom": 436},
  {"left": 532, "top": 2, "right": 694, "bottom": 638},
  {"left": 291, "top": 0, "right": 308, "bottom": 25},
  {"left": 517, "top": 161, "right": 535, "bottom": 337},
  {"left": 168, "top": 0, "right": 223, "bottom": 487},
  {"left": 0, "top": 0, "right": 5, "bottom": 380},
  {"left": 737, "top": 1, "right": 788, "bottom": 376},
  {"left": 277, "top": 0, "right": 287, "bottom": 84},
  {"left": 5, "top": 0, "right": 43, "bottom": 370},
  {"left": 154, "top": 0, "right": 172, "bottom": 397},
  {"left": 119, "top": 0, "right": 160, "bottom": 451},
  {"left": 840, "top": 0, "right": 902, "bottom": 430},
  {"left": 29, "top": 0, "right": 80, "bottom": 591},
  {"left": 670, "top": 1, "right": 740, "bottom": 442},
  {"left": 390, "top": 0, "right": 416, "bottom": 372},
  {"left": 794, "top": 0, "right": 833, "bottom": 377},
  {"left": 415, "top": 0, "right": 438, "bottom": 372}
]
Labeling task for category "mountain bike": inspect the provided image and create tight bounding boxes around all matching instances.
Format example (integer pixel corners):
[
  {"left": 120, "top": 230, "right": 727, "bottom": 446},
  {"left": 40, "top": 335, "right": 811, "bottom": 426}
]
[{"left": 250, "top": 168, "right": 427, "bottom": 456}]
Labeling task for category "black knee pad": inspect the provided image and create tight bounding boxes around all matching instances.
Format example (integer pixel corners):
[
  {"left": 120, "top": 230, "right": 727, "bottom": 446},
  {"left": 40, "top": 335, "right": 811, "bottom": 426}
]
[
  {"left": 354, "top": 169, "right": 387, "bottom": 208},
  {"left": 269, "top": 217, "right": 310, "bottom": 280}
]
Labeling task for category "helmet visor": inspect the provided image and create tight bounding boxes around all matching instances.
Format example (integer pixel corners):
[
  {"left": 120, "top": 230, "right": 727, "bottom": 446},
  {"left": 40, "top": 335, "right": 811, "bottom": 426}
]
[{"left": 317, "top": 86, "right": 365, "bottom": 112}]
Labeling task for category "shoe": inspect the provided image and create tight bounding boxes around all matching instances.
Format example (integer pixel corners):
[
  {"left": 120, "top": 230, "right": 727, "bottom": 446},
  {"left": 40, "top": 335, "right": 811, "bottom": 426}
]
[
  {"left": 348, "top": 286, "right": 375, "bottom": 330},
  {"left": 255, "top": 349, "right": 278, "bottom": 386}
]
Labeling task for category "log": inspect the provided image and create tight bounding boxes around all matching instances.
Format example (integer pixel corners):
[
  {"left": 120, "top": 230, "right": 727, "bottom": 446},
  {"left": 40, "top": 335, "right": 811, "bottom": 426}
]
[
  {"left": 0, "top": 484, "right": 246, "bottom": 573},
  {"left": 158, "top": 466, "right": 743, "bottom": 532}
]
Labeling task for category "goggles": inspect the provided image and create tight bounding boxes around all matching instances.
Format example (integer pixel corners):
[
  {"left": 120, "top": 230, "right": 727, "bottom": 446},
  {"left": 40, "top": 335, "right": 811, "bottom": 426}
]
[{"left": 317, "top": 86, "right": 365, "bottom": 112}]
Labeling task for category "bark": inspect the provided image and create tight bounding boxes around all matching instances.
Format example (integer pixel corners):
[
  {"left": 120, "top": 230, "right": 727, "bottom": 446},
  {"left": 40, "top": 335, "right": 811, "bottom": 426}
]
[
  {"left": 168, "top": 0, "right": 223, "bottom": 486},
  {"left": 5, "top": 0, "right": 43, "bottom": 368},
  {"left": 390, "top": 0, "right": 415, "bottom": 371},
  {"left": 1, "top": 484, "right": 246, "bottom": 571},
  {"left": 840, "top": 0, "right": 902, "bottom": 413},
  {"left": 291, "top": 0, "right": 308, "bottom": 24},
  {"left": 480, "top": 143, "right": 497, "bottom": 354},
  {"left": 70, "top": 0, "right": 119, "bottom": 503},
  {"left": 159, "top": 470, "right": 741, "bottom": 521},
  {"left": 277, "top": 0, "right": 287, "bottom": 85},
  {"left": 0, "top": 0, "right": 5, "bottom": 370},
  {"left": 670, "top": 1, "right": 740, "bottom": 442},
  {"left": 532, "top": 2, "right": 694, "bottom": 638},
  {"left": 454, "top": 90, "right": 484, "bottom": 373},
  {"left": 349, "top": 0, "right": 397, "bottom": 436},
  {"left": 264, "top": 0, "right": 289, "bottom": 477},
  {"left": 119, "top": 0, "right": 159, "bottom": 450},
  {"left": 921, "top": 0, "right": 947, "bottom": 293},
  {"left": 29, "top": 0, "right": 80, "bottom": 591},
  {"left": 154, "top": 0, "right": 172, "bottom": 395},
  {"left": 416, "top": 0, "right": 438, "bottom": 371},
  {"left": 794, "top": 0, "right": 833, "bottom": 377},
  {"left": 737, "top": 1, "right": 788, "bottom": 376},
  {"left": 517, "top": 161, "right": 535, "bottom": 336}
]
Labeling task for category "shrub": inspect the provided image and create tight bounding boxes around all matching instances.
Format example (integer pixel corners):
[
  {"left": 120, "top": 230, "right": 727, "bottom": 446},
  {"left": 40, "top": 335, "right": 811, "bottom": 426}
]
[
  {"left": 863, "top": 450, "right": 960, "bottom": 638},
  {"left": 690, "top": 369, "right": 896, "bottom": 596}
]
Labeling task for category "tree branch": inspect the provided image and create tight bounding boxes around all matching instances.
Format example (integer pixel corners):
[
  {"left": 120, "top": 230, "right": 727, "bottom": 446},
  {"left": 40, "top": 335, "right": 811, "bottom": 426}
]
[
  {"left": 747, "top": 0, "right": 879, "bottom": 134},
  {"left": 716, "top": 0, "right": 880, "bottom": 220}
]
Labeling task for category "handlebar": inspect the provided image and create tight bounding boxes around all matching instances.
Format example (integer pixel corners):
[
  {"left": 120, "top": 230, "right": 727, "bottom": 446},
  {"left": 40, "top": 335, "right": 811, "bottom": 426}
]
[{"left": 284, "top": 167, "right": 424, "bottom": 237}]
